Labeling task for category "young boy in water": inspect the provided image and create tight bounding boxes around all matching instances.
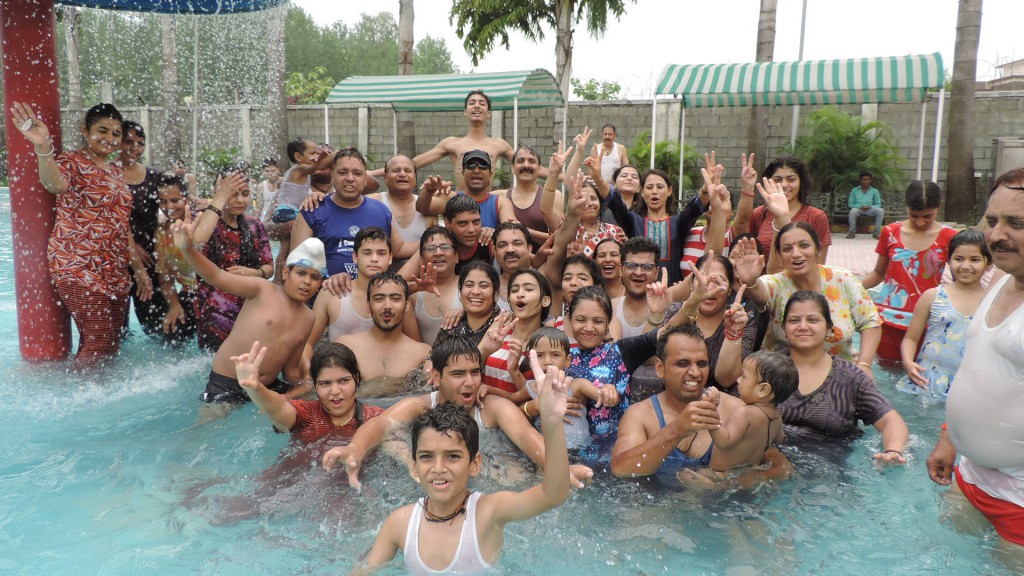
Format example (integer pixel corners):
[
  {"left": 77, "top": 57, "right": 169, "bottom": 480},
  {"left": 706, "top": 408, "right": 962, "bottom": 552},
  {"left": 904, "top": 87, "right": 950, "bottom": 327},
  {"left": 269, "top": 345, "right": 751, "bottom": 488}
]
[
  {"left": 704, "top": 351, "right": 798, "bottom": 473},
  {"left": 352, "top": 350, "right": 571, "bottom": 574},
  {"left": 154, "top": 174, "right": 197, "bottom": 346},
  {"left": 172, "top": 208, "right": 324, "bottom": 406}
]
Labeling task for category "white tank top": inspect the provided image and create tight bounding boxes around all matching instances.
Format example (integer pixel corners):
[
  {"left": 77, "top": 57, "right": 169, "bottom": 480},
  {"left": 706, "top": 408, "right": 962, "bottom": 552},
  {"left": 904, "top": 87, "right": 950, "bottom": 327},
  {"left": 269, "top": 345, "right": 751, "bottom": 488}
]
[
  {"left": 380, "top": 192, "right": 429, "bottom": 244},
  {"left": 599, "top": 144, "right": 622, "bottom": 184},
  {"left": 946, "top": 274, "right": 1024, "bottom": 507},
  {"left": 404, "top": 491, "right": 491, "bottom": 575},
  {"left": 415, "top": 289, "right": 463, "bottom": 345},
  {"left": 327, "top": 293, "right": 373, "bottom": 340},
  {"left": 613, "top": 296, "right": 646, "bottom": 339}
]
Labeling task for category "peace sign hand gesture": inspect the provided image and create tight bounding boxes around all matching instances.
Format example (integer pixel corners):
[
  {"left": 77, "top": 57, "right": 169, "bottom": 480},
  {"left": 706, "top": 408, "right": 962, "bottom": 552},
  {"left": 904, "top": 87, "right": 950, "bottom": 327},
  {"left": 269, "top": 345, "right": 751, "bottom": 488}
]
[
  {"left": 548, "top": 139, "right": 574, "bottom": 174},
  {"left": 739, "top": 153, "right": 757, "bottom": 193},
  {"left": 722, "top": 284, "right": 749, "bottom": 335}
]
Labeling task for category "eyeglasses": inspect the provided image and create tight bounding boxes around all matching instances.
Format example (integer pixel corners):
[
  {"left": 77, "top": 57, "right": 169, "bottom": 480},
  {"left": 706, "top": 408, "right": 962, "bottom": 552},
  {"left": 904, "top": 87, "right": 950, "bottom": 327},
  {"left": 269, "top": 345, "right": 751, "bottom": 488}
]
[
  {"left": 423, "top": 243, "right": 455, "bottom": 254},
  {"left": 623, "top": 262, "right": 658, "bottom": 273},
  {"left": 464, "top": 161, "right": 490, "bottom": 171}
]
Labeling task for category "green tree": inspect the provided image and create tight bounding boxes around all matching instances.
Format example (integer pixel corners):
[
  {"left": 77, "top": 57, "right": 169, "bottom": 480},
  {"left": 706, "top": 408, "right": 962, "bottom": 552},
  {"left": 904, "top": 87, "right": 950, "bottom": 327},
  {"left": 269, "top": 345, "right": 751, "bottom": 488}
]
[
  {"left": 450, "top": 0, "right": 634, "bottom": 100},
  {"left": 789, "top": 106, "right": 905, "bottom": 201},
  {"left": 285, "top": 66, "right": 335, "bottom": 104},
  {"left": 570, "top": 77, "right": 621, "bottom": 100},
  {"left": 415, "top": 35, "right": 461, "bottom": 74}
]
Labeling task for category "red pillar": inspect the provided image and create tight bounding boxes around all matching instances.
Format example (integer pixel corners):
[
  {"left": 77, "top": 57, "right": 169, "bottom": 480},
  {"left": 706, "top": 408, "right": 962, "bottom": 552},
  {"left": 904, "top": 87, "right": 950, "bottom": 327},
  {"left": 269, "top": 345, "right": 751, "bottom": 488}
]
[{"left": 0, "top": 0, "right": 71, "bottom": 360}]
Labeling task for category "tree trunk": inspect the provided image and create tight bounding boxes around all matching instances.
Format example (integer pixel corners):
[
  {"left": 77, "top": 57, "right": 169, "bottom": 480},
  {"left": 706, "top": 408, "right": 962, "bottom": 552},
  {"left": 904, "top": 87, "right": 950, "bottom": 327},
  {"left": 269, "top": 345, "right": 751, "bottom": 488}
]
[
  {"left": 553, "top": 0, "right": 573, "bottom": 144},
  {"left": 745, "top": 0, "right": 777, "bottom": 174},
  {"left": 396, "top": 0, "right": 416, "bottom": 157},
  {"left": 945, "top": 0, "right": 983, "bottom": 223},
  {"left": 64, "top": 7, "right": 83, "bottom": 115},
  {"left": 159, "top": 14, "right": 182, "bottom": 167},
  {"left": 266, "top": 5, "right": 289, "bottom": 164}
]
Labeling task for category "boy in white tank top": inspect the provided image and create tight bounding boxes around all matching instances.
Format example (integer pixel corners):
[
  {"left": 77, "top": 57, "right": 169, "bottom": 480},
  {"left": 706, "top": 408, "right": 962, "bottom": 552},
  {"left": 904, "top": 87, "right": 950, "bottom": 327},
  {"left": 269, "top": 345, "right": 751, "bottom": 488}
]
[{"left": 353, "top": 350, "right": 572, "bottom": 574}]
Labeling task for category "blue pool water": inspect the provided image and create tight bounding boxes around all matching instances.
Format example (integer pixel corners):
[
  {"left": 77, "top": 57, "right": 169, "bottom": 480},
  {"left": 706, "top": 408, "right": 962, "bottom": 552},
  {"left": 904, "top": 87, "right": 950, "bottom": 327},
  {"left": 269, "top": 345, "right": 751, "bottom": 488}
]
[{"left": 0, "top": 195, "right": 1015, "bottom": 575}]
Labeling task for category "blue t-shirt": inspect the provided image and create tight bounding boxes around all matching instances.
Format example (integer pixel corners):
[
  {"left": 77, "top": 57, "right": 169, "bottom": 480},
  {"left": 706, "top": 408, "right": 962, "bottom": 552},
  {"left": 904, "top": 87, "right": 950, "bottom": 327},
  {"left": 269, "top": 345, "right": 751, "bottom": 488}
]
[
  {"left": 457, "top": 191, "right": 500, "bottom": 229},
  {"left": 302, "top": 197, "right": 392, "bottom": 278}
]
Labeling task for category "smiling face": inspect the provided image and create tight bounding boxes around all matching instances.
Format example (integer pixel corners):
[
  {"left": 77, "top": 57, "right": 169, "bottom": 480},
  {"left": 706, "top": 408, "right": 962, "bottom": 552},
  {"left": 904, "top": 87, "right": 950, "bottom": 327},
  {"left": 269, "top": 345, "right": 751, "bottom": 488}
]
[
  {"left": 369, "top": 280, "right": 406, "bottom": 332},
  {"left": 561, "top": 263, "right": 595, "bottom": 306},
  {"left": 315, "top": 365, "right": 358, "bottom": 421},
  {"left": 293, "top": 140, "right": 319, "bottom": 165},
  {"left": 332, "top": 156, "right": 366, "bottom": 203},
  {"left": 581, "top": 186, "right": 602, "bottom": 223},
  {"left": 783, "top": 300, "right": 830, "bottom": 353},
  {"left": 421, "top": 232, "right": 457, "bottom": 277},
  {"left": 384, "top": 155, "right": 416, "bottom": 194},
  {"left": 464, "top": 93, "right": 491, "bottom": 124},
  {"left": 642, "top": 174, "right": 671, "bottom": 214},
  {"left": 984, "top": 184, "right": 1024, "bottom": 279},
  {"left": 81, "top": 117, "right": 122, "bottom": 161},
  {"left": 655, "top": 333, "right": 710, "bottom": 404},
  {"left": 434, "top": 354, "right": 483, "bottom": 408},
  {"left": 463, "top": 161, "right": 492, "bottom": 195},
  {"left": 510, "top": 273, "right": 550, "bottom": 321},
  {"left": 119, "top": 129, "right": 145, "bottom": 167},
  {"left": 224, "top": 175, "right": 252, "bottom": 217},
  {"left": 770, "top": 166, "right": 801, "bottom": 205},
  {"left": 413, "top": 426, "right": 480, "bottom": 501},
  {"left": 158, "top": 185, "right": 186, "bottom": 221},
  {"left": 569, "top": 298, "right": 609, "bottom": 350},
  {"left": 494, "top": 228, "right": 531, "bottom": 273},
  {"left": 282, "top": 265, "right": 323, "bottom": 303},
  {"left": 948, "top": 243, "right": 989, "bottom": 285},
  {"left": 460, "top": 269, "right": 496, "bottom": 316},
  {"left": 615, "top": 167, "right": 640, "bottom": 195},
  {"left": 778, "top": 228, "right": 819, "bottom": 277},
  {"left": 595, "top": 242, "right": 622, "bottom": 284},
  {"left": 696, "top": 260, "right": 731, "bottom": 316},
  {"left": 513, "top": 148, "right": 539, "bottom": 183},
  {"left": 621, "top": 251, "right": 657, "bottom": 298}
]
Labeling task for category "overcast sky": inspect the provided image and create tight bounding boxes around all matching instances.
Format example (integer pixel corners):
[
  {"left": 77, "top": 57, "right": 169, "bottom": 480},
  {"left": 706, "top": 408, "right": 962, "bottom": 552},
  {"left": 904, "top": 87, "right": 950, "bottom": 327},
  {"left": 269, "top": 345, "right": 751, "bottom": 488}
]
[{"left": 292, "top": 0, "right": 1020, "bottom": 98}]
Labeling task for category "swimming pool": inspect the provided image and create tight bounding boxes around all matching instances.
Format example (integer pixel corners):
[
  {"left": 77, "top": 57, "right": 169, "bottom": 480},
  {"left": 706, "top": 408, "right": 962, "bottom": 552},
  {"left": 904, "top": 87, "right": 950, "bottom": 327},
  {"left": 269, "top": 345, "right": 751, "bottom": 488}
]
[{"left": 0, "top": 197, "right": 1013, "bottom": 575}]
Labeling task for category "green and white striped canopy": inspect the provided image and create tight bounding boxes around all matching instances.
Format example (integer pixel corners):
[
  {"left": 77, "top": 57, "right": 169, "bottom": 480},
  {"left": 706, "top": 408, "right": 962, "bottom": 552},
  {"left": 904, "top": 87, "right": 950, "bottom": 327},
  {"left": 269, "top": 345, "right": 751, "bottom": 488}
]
[
  {"left": 325, "top": 69, "right": 564, "bottom": 111},
  {"left": 656, "top": 53, "right": 943, "bottom": 107}
]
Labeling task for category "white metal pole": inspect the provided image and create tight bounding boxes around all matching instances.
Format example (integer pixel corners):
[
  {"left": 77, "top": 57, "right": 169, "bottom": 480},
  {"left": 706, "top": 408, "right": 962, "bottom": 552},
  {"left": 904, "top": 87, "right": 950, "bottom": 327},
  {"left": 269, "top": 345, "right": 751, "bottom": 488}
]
[
  {"left": 191, "top": 16, "right": 199, "bottom": 169},
  {"left": 678, "top": 103, "right": 686, "bottom": 205},
  {"left": 392, "top": 109, "right": 398, "bottom": 155},
  {"left": 323, "top": 105, "right": 329, "bottom": 146},
  {"left": 916, "top": 99, "right": 927, "bottom": 180},
  {"left": 650, "top": 97, "right": 657, "bottom": 170},
  {"left": 790, "top": 0, "right": 808, "bottom": 149},
  {"left": 932, "top": 89, "right": 945, "bottom": 182},
  {"left": 513, "top": 97, "right": 519, "bottom": 150}
]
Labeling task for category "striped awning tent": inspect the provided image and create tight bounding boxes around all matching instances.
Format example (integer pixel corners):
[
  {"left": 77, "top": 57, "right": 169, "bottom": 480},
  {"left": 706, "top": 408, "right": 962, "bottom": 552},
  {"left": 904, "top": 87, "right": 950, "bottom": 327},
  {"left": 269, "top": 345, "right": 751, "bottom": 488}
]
[
  {"left": 656, "top": 53, "right": 944, "bottom": 107},
  {"left": 325, "top": 69, "right": 564, "bottom": 111}
]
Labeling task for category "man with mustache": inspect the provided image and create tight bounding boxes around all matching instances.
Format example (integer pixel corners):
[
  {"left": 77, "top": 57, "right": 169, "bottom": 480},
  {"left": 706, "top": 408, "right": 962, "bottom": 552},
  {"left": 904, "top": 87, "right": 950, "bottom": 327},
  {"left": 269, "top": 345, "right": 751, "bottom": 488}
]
[
  {"left": 416, "top": 149, "right": 517, "bottom": 230},
  {"left": 503, "top": 145, "right": 563, "bottom": 250}
]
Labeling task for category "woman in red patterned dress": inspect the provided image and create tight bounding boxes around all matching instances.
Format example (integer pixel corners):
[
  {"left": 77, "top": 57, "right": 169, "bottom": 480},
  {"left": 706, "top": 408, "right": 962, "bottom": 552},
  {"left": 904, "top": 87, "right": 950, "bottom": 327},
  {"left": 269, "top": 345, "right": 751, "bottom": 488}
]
[{"left": 10, "top": 102, "right": 151, "bottom": 366}]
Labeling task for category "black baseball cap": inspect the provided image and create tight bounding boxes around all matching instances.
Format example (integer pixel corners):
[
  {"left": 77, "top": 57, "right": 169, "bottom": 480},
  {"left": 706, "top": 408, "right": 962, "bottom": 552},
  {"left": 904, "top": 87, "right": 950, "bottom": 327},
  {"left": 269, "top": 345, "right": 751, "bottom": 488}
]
[{"left": 462, "top": 149, "right": 492, "bottom": 170}]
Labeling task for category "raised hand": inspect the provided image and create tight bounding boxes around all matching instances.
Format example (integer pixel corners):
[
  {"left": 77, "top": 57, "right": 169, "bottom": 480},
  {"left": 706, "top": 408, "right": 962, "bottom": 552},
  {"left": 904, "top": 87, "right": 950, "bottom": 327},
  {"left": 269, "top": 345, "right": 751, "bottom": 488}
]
[
  {"left": 755, "top": 177, "right": 790, "bottom": 221},
  {"left": 730, "top": 238, "right": 765, "bottom": 286},
  {"left": 722, "top": 284, "right": 749, "bottom": 334},
  {"left": 528, "top": 349, "right": 569, "bottom": 420},
  {"left": 506, "top": 337, "right": 523, "bottom": 376},
  {"left": 573, "top": 126, "right": 593, "bottom": 151},
  {"left": 479, "top": 311, "right": 517, "bottom": 358},
  {"left": 422, "top": 175, "right": 453, "bottom": 197},
  {"left": 645, "top": 268, "right": 670, "bottom": 318},
  {"left": 212, "top": 172, "right": 247, "bottom": 203},
  {"left": 231, "top": 340, "right": 267, "bottom": 390},
  {"left": 170, "top": 202, "right": 197, "bottom": 251},
  {"left": 565, "top": 169, "right": 587, "bottom": 214},
  {"left": 413, "top": 262, "right": 440, "bottom": 298},
  {"left": 740, "top": 153, "right": 757, "bottom": 193},
  {"left": 701, "top": 167, "right": 731, "bottom": 214},
  {"left": 9, "top": 102, "right": 52, "bottom": 149},
  {"left": 548, "top": 139, "right": 574, "bottom": 175},
  {"left": 687, "top": 251, "right": 727, "bottom": 304}
]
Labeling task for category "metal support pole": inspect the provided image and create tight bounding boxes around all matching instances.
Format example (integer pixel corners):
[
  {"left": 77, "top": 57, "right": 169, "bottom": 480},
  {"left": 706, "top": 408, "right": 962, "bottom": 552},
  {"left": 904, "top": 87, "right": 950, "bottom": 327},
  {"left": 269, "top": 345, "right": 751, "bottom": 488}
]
[
  {"left": 932, "top": 90, "right": 945, "bottom": 182},
  {"left": 916, "top": 100, "right": 927, "bottom": 180}
]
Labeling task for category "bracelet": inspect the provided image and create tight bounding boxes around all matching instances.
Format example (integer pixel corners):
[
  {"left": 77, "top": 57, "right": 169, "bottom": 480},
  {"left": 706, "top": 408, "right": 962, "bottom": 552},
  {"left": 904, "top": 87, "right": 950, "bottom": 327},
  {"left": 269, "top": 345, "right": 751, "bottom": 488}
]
[
  {"left": 522, "top": 400, "right": 532, "bottom": 419},
  {"left": 680, "top": 305, "right": 697, "bottom": 325},
  {"left": 771, "top": 219, "right": 780, "bottom": 232},
  {"left": 35, "top": 144, "right": 55, "bottom": 157},
  {"left": 646, "top": 315, "right": 664, "bottom": 327},
  {"left": 204, "top": 205, "right": 223, "bottom": 217},
  {"left": 857, "top": 362, "right": 872, "bottom": 369},
  {"left": 741, "top": 190, "right": 755, "bottom": 198},
  {"left": 724, "top": 329, "right": 742, "bottom": 341},
  {"left": 883, "top": 449, "right": 904, "bottom": 457},
  {"left": 941, "top": 422, "right": 948, "bottom": 431},
  {"left": 743, "top": 278, "right": 758, "bottom": 290}
]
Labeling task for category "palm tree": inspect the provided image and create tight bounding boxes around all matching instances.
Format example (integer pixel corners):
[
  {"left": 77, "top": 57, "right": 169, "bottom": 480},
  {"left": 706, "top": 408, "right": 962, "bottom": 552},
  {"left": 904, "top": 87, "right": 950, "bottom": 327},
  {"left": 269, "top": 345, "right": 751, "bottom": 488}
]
[
  {"left": 945, "top": 0, "right": 983, "bottom": 223},
  {"left": 745, "top": 0, "right": 777, "bottom": 170},
  {"left": 450, "top": 0, "right": 633, "bottom": 101},
  {"left": 397, "top": 0, "right": 416, "bottom": 156}
]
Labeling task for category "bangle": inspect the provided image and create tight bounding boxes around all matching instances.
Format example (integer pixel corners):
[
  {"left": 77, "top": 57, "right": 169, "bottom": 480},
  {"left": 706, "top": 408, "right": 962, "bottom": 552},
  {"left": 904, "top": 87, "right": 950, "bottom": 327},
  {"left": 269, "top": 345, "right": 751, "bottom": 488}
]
[
  {"left": 743, "top": 278, "right": 758, "bottom": 290},
  {"left": 741, "top": 189, "right": 755, "bottom": 198},
  {"left": 724, "top": 329, "right": 742, "bottom": 341},
  {"left": 857, "top": 362, "right": 872, "bottom": 369},
  {"left": 941, "top": 422, "right": 948, "bottom": 431},
  {"left": 883, "top": 449, "right": 904, "bottom": 457},
  {"left": 204, "top": 205, "right": 223, "bottom": 217},
  {"left": 646, "top": 315, "right": 664, "bottom": 327},
  {"left": 680, "top": 304, "right": 697, "bottom": 325},
  {"left": 35, "top": 144, "right": 55, "bottom": 157},
  {"left": 522, "top": 400, "right": 532, "bottom": 418},
  {"left": 771, "top": 219, "right": 780, "bottom": 232}
]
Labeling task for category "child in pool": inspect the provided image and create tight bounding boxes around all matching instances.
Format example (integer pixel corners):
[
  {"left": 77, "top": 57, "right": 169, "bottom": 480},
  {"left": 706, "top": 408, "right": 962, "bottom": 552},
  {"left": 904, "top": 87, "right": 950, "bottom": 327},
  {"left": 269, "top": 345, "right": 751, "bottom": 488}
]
[
  {"left": 519, "top": 327, "right": 620, "bottom": 450},
  {"left": 154, "top": 173, "right": 198, "bottom": 346},
  {"left": 898, "top": 230, "right": 992, "bottom": 397},
  {"left": 704, "top": 351, "right": 798, "bottom": 473},
  {"left": 352, "top": 350, "right": 571, "bottom": 575}
]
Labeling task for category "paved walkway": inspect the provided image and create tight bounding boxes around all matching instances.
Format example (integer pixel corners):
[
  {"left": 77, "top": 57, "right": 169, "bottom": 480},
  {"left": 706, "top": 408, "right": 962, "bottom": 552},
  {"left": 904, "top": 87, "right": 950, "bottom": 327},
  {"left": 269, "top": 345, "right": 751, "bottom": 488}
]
[{"left": 827, "top": 234, "right": 879, "bottom": 277}]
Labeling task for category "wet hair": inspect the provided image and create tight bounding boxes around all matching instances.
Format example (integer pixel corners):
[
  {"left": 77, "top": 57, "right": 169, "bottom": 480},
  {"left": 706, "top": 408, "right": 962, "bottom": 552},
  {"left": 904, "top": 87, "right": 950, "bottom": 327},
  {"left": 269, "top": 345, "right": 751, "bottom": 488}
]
[
  {"left": 694, "top": 252, "right": 735, "bottom": 287},
  {"left": 508, "top": 268, "right": 553, "bottom": 321},
  {"left": 637, "top": 169, "right": 676, "bottom": 217},
  {"left": 333, "top": 146, "right": 367, "bottom": 167},
  {"left": 367, "top": 271, "right": 410, "bottom": 301},
  {"left": 947, "top": 229, "right": 991, "bottom": 264},
  {"left": 904, "top": 180, "right": 942, "bottom": 211},
  {"left": 773, "top": 221, "right": 821, "bottom": 258},
  {"left": 384, "top": 154, "right": 416, "bottom": 175},
  {"left": 602, "top": 123, "right": 617, "bottom": 133},
  {"left": 526, "top": 326, "right": 571, "bottom": 356},
  {"left": 419, "top": 225, "right": 456, "bottom": 255},
  {"left": 621, "top": 236, "right": 661, "bottom": 263},
  {"left": 458, "top": 259, "right": 499, "bottom": 291},
  {"left": 262, "top": 157, "right": 278, "bottom": 168},
  {"left": 656, "top": 323, "right": 707, "bottom": 361},
  {"left": 989, "top": 167, "right": 1024, "bottom": 196},
  {"left": 287, "top": 137, "right": 314, "bottom": 164},
  {"left": 430, "top": 333, "right": 484, "bottom": 375},
  {"left": 158, "top": 172, "right": 186, "bottom": 195},
  {"left": 566, "top": 284, "right": 612, "bottom": 321},
  {"left": 859, "top": 171, "right": 872, "bottom": 179},
  {"left": 411, "top": 402, "right": 480, "bottom": 461},
  {"left": 762, "top": 156, "right": 813, "bottom": 205},
  {"left": 444, "top": 193, "right": 481, "bottom": 222},
  {"left": 464, "top": 90, "right": 492, "bottom": 110},
  {"left": 745, "top": 350, "right": 798, "bottom": 405},
  {"left": 310, "top": 342, "right": 361, "bottom": 387},
  {"left": 354, "top": 226, "right": 391, "bottom": 254},
  {"left": 513, "top": 145, "right": 540, "bottom": 164},
  {"left": 561, "top": 255, "right": 606, "bottom": 291},
  {"left": 495, "top": 221, "right": 531, "bottom": 246},
  {"left": 782, "top": 290, "right": 835, "bottom": 333},
  {"left": 83, "top": 103, "right": 123, "bottom": 130},
  {"left": 121, "top": 120, "right": 145, "bottom": 141}
]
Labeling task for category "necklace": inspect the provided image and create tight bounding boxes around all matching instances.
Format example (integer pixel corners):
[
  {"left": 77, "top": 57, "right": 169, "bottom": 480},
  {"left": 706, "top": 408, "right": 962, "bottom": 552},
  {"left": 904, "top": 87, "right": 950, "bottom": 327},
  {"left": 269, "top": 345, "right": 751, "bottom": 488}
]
[{"left": 422, "top": 491, "right": 472, "bottom": 524}]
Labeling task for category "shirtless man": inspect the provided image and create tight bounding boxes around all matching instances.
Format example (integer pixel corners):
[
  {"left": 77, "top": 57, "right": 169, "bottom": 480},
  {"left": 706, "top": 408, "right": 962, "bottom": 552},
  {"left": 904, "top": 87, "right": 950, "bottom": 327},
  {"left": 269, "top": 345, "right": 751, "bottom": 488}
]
[
  {"left": 367, "top": 154, "right": 435, "bottom": 272},
  {"left": 405, "top": 226, "right": 464, "bottom": 345},
  {"left": 415, "top": 149, "right": 517, "bottom": 230},
  {"left": 407, "top": 90, "right": 514, "bottom": 191},
  {"left": 304, "top": 226, "right": 392, "bottom": 370},
  {"left": 336, "top": 272, "right": 431, "bottom": 383},
  {"left": 611, "top": 324, "right": 787, "bottom": 478},
  {"left": 173, "top": 209, "right": 324, "bottom": 405},
  {"left": 322, "top": 334, "right": 592, "bottom": 490}
]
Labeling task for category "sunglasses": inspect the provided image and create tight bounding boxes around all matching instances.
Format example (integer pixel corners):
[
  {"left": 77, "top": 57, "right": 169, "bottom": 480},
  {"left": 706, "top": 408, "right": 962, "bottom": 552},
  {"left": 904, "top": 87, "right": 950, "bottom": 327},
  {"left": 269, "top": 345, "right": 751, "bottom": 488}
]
[{"left": 464, "top": 160, "right": 491, "bottom": 171}]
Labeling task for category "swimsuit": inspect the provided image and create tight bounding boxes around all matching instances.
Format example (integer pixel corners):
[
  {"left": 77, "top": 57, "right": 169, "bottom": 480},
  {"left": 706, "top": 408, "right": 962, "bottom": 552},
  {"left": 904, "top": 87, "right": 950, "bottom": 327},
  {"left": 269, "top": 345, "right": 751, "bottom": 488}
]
[
  {"left": 404, "top": 491, "right": 491, "bottom": 574},
  {"left": 202, "top": 371, "right": 289, "bottom": 404},
  {"left": 651, "top": 394, "right": 713, "bottom": 471}
]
